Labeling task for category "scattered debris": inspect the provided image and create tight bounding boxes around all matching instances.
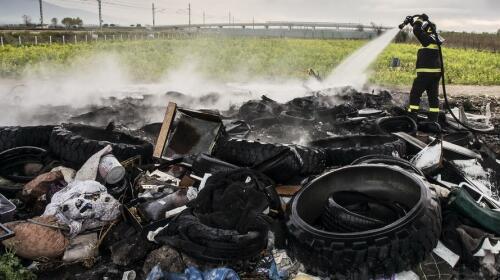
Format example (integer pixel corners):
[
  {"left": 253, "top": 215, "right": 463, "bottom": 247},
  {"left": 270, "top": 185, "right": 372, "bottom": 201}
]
[{"left": 0, "top": 87, "right": 499, "bottom": 279}]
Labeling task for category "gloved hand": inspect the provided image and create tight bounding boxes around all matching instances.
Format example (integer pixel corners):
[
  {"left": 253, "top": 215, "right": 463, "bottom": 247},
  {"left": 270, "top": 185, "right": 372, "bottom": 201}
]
[
  {"left": 405, "top": 16, "right": 414, "bottom": 26},
  {"left": 420, "top": 13, "right": 429, "bottom": 21}
]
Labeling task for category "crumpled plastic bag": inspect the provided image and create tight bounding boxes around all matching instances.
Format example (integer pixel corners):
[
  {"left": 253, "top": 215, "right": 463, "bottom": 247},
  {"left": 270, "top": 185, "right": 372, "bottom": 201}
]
[
  {"left": 43, "top": 180, "right": 121, "bottom": 237},
  {"left": 146, "top": 265, "right": 240, "bottom": 280},
  {"left": 62, "top": 232, "right": 98, "bottom": 262}
]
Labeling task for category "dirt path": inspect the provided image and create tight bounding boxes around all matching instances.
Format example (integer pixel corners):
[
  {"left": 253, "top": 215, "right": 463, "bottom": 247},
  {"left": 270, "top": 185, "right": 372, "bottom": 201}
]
[{"left": 385, "top": 85, "right": 500, "bottom": 97}]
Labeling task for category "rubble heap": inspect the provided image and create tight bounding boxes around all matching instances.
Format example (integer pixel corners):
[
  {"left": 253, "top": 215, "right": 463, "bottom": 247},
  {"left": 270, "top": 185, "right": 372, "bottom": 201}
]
[{"left": 1, "top": 87, "right": 499, "bottom": 280}]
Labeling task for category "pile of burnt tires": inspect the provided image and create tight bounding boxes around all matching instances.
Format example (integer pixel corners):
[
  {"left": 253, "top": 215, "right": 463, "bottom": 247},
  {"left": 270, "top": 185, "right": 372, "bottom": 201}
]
[{"left": 285, "top": 164, "right": 442, "bottom": 278}]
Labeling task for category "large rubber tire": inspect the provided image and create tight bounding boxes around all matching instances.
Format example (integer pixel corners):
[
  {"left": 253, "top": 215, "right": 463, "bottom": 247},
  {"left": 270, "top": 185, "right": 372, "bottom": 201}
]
[
  {"left": 286, "top": 165, "right": 441, "bottom": 278},
  {"left": 213, "top": 138, "right": 327, "bottom": 176},
  {"left": 310, "top": 135, "right": 406, "bottom": 167},
  {"left": 0, "top": 126, "right": 55, "bottom": 152},
  {"left": 49, "top": 124, "right": 153, "bottom": 167}
]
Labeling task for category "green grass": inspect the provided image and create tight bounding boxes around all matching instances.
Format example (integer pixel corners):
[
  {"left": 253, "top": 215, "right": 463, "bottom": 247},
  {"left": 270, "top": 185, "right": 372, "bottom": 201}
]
[
  {"left": 0, "top": 38, "right": 364, "bottom": 82},
  {"left": 1, "top": 38, "right": 499, "bottom": 85},
  {"left": 370, "top": 43, "right": 500, "bottom": 85}
]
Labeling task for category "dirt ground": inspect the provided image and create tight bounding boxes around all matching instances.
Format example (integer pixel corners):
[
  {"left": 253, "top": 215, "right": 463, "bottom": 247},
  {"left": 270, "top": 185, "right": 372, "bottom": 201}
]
[{"left": 387, "top": 85, "right": 500, "bottom": 97}]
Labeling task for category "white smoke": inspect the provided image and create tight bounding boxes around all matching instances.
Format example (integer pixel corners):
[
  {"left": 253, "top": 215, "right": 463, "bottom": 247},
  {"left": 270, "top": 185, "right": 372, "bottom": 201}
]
[
  {"left": 319, "top": 28, "right": 399, "bottom": 89},
  {"left": 0, "top": 30, "right": 399, "bottom": 126}
]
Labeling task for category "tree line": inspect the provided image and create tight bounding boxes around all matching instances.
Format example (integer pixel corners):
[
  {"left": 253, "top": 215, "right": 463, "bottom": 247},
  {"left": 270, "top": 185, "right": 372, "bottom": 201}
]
[{"left": 21, "top": 15, "right": 83, "bottom": 29}]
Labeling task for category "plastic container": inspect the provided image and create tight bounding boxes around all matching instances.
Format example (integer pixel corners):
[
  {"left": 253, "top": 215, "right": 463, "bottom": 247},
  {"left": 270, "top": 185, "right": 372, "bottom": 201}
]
[
  {"left": 0, "top": 194, "right": 16, "bottom": 223},
  {"left": 99, "top": 154, "right": 126, "bottom": 184}
]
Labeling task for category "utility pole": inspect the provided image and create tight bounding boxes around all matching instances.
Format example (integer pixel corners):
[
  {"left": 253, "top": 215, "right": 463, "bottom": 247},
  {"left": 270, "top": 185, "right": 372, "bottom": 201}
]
[
  {"left": 188, "top": 3, "right": 191, "bottom": 26},
  {"left": 152, "top": 3, "right": 155, "bottom": 28},
  {"left": 97, "top": 0, "right": 102, "bottom": 28},
  {"left": 203, "top": 11, "right": 205, "bottom": 25},
  {"left": 228, "top": 11, "right": 231, "bottom": 25},
  {"left": 38, "top": 0, "right": 44, "bottom": 26},
  {"left": 252, "top": 16, "right": 255, "bottom": 29}
]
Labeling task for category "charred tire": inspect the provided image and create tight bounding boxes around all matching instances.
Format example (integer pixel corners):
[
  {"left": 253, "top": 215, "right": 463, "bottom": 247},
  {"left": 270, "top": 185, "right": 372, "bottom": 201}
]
[
  {"left": 310, "top": 135, "right": 406, "bottom": 167},
  {"left": 375, "top": 116, "right": 417, "bottom": 135},
  {"left": 213, "top": 139, "right": 327, "bottom": 176},
  {"left": 155, "top": 209, "right": 267, "bottom": 262},
  {"left": 0, "top": 146, "right": 50, "bottom": 183},
  {"left": 49, "top": 124, "right": 153, "bottom": 167},
  {"left": 351, "top": 154, "right": 425, "bottom": 177},
  {"left": 238, "top": 101, "right": 275, "bottom": 121},
  {"left": 0, "top": 126, "right": 55, "bottom": 152},
  {"left": 278, "top": 111, "right": 315, "bottom": 125},
  {"left": 315, "top": 104, "right": 359, "bottom": 121},
  {"left": 286, "top": 165, "right": 441, "bottom": 278}
]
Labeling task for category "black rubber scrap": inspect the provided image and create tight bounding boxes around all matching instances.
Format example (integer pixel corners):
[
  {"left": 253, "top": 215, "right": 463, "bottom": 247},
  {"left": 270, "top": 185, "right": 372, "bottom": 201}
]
[
  {"left": 0, "top": 126, "right": 55, "bottom": 152},
  {"left": 49, "top": 124, "right": 153, "bottom": 167},
  {"left": 310, "top": 135, "right": 406, "bottom": 167}
]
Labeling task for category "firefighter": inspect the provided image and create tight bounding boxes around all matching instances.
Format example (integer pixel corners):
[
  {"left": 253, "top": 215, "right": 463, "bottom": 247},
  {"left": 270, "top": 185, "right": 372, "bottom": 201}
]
[{"left": 406, "top": 14, "right": 442, "bottom": 122}]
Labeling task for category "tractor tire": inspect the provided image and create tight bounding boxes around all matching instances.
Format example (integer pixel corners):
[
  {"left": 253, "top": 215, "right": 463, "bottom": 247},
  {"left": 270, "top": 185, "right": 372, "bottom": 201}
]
[
  {"left": 0, "top": 126, "right": 55, "bottom": 152},
  {"left": 286, "top": 164, "right": 441, "bottom": 279},
  {"left": 49, "top": 124, "right": 153, "bottom": 168},
  {"left": 310, "top": 135, "right": 406, "bottom": 167}
]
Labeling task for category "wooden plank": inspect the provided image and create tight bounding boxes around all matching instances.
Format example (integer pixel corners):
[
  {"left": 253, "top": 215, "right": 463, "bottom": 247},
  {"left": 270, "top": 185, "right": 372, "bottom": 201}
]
[{"left": 153, "top": 102, "right": 177, "bottom": 159}]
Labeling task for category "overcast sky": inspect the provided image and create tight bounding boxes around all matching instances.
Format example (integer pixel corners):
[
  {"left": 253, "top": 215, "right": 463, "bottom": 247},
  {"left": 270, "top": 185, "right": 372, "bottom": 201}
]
[{"left": 43, "top": 0, "right": 500, "bottom": 32}]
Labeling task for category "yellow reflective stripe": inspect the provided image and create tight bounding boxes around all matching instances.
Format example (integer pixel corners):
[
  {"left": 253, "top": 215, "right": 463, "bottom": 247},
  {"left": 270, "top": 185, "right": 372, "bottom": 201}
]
[
  {"left": 421, "top": 44, "right": 438, "bottom": 50},
  {"left": 415, "top": 19, "right": 423, "bottom": 23},
  {"left": 429, "top": 107, "right": 440, "bottom": 112},
  {"left": 408, "top": 105, "right": 419, "bottom": 112},
  {"left": 416, "top": 68, "right": 441, "bottom": 73}
]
